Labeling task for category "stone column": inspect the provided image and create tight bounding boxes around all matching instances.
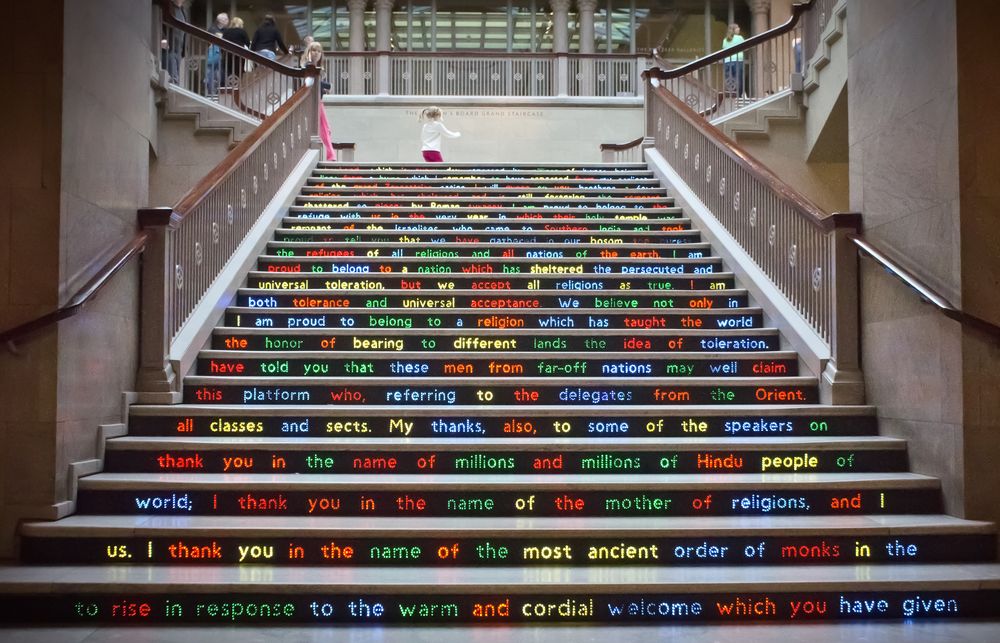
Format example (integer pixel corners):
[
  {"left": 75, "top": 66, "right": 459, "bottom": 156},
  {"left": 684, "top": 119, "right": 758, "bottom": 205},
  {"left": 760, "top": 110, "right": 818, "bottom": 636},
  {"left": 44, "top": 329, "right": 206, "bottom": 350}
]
[
  {"left": 347, "top": 0, "right": 367, "bottom": 94},
  {"left": 348, "top": 0, "right": 367, "bottom": 51},
  {"left": 746, "top": 0, "right": 771, "bottom": 97},
  {"left": 374, "top": 0, "right": 393, "bottom": 94},
  {"left": 576, "top": 0, "right": 598, "bottom": 96},
  {"left": 550, "top": 0, "right": 571, "bottom": 96},
  {"left": 577, "top": 0, "right": 597, "bottom": 54},
  {"left": 550, "top": 0, "right": 571, "bottom": 52},
  {"left": 374, "top": 0, "right": 393, "bottom": 51},
  {"left": 747, "top": 0, "right": 770, "bottom": 35}
]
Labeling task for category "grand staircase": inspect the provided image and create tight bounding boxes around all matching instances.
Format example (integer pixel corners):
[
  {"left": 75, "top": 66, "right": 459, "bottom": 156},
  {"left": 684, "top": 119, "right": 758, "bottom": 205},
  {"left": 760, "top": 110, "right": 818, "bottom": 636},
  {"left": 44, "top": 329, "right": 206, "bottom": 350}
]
[{"left": 6, "top": 162, "right": 1000, "bottom": 625}]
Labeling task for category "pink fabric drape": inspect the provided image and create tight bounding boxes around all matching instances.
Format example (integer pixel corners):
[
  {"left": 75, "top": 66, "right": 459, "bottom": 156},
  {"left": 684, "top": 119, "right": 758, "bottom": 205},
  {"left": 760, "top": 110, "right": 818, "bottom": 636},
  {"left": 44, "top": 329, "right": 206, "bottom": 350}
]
[{"left": 318, "top": 103, "right": 335, "bottom": 161}]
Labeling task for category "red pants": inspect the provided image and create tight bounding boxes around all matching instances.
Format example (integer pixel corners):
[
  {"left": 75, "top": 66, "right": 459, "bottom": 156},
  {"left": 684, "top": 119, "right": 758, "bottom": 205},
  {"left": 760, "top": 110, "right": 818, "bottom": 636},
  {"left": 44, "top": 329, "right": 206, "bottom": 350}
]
[{"left": 422, "top": 150, "right": 444, "bottom": 162}]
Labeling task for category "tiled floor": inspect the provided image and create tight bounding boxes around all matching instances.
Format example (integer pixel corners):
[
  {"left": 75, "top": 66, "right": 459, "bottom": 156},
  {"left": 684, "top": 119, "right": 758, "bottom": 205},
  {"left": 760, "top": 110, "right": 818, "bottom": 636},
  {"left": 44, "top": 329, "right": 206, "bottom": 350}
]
[{"left": 3, "top": 623, "right": 1000, "bottom": 643}]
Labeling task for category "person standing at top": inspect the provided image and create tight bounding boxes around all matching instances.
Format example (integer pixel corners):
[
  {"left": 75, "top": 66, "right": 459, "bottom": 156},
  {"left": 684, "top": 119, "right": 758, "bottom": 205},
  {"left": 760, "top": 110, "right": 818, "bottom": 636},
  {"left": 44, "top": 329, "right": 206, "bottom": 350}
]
[
  {"left": 162, "top": 0, "right": 188, "bottom": 84},
  {"left": 722, "top": 23, "right": 746, "bottom": 97},
  {"left": 251, "top": 14, "right": 288, "bottom": 61},
  {"left": 419, "top": 107, "right": 461, "bottom": 163},
  {"left": 205, "top": 12, "right": 229, "bottom": 96},
  {"left": 221, "top": 16, "right": 251, "bottom": 85},
  {"left": 303, "top": 42, "right": 336, "bottom": 162},
  {"left": 297, "top": 35, "right": 315, "bottom": 68}
]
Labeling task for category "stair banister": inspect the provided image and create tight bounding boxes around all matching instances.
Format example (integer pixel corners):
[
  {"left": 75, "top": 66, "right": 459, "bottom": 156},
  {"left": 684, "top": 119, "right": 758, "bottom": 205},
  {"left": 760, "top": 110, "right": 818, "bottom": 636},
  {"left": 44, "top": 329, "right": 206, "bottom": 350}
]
[
  {"left": 642, "top": 75, "right": 862, "bottom": 404},
  {"left": 136, "top": 73, "right": 321, "bottom": 395},
  {"left": 848, "top": 234, "right": 1000, "bottom": 340}
]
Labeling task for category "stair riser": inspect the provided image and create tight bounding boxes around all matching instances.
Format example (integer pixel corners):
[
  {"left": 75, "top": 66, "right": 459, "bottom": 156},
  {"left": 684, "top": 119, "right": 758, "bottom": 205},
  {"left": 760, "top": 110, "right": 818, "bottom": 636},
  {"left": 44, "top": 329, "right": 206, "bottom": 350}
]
[
  {"left": 104, "top": 448, "right": 904, "bottom": 475},
  {"left": 76, "top": 488, "right": 937, "bottom": 517},
  {"left": 231, "top": 292, "right": 750, "bottom": 311},
  {"left": 181, "top": 381, "right": 818, "bottom": 406},
  {"left": 2, "top": 590, "right": 996, "bottom": 623},
  {"left": 211, "top": 331, "right": 781, "bottom": 352},
  {"left": 300, "top": 187, "right": 670, "bottom": 196},
  {"left": 21, "top": 534, "right": 990, "bottom": 566},
  {"left": 129, "top": 413, "right": 877, "bottom": 438},
  {"left": 244, "top": 275, "right": 733, "bottom": 291},
  {"left": 265, "top": 242, "right": 713, "bottom": 258},
  {"left": 256, "top": 258, "right": 725, "bottom": 272},
  {"left": 274, "top": 230, "right": 702, "bottom": 243},
  {"left": 293, "top": 198, "right": 677, "bottom": 207},
  {"left": 284, "top": 218, "right": 685, "bottom": 231},
  {"left": 195, "top": 356, "right": 798, "bottom": 378}
]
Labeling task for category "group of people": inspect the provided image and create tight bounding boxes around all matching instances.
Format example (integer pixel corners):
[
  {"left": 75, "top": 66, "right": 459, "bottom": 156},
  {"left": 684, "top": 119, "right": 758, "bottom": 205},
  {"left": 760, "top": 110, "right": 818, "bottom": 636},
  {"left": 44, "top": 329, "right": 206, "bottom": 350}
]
[
  {"left": 164, "top": 0, "right": 324, "bottom": 94},
  {"left": 202, "top": 11, "right": 323, "bottom": 95},
  {"left": 164, "top": 0, "right": 461, "bottom": 164}
]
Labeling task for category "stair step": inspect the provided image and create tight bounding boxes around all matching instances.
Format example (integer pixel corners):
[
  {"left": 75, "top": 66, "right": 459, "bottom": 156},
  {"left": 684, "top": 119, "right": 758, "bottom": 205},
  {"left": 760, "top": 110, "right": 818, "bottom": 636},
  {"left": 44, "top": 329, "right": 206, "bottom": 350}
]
[
  {"left": 102, "top": 435, "right": 908, "bottom": 474},
  {"left": 265, "top": 240, "right": 713, "bottom": 256},
  {"left": 19, "top": 515, "right": 994, "bottom": 567},
  {"left": 230, "top": 294, "right": 751, "bottom": 315},
  {"left": 180, "top": 375, "right": 819, "bottom": 405},
  {"left": 275, "top": 229, "right": 701, "bottom": 244},
  {"left": 23, "top": 513, "right": 985, "bottom": 536},
  {"left": 1, "top": 563, "right": 999, "bottom": 623},
  {"left": 256, "top": 255, "right": 725, "bottom": 267},
  {"left": 211, "top": 328, "right": 783, "bottom": 353},
  {"left": 75, "top": 472, "right": 941, "bottom": 518},
  {"left": 282, "top": 215, "right": 687, "bottom": 228},
  {"left": 300, "top": 185, "right": 671, "bottom": 195},
  {"left": 292, "top": 196, "right": 677, "bottom": 206},
  {"left": 195, "top": 352, "right": 800, "bottom": 379},
  {"left": 308, "top": 178, "right": 664, "bottom": 188},
  {"left": 244, "top": 272, "right": 731, "bottom": 289},
  {"left": 126, "top": 404, "right": 879, "bottom": 438}
]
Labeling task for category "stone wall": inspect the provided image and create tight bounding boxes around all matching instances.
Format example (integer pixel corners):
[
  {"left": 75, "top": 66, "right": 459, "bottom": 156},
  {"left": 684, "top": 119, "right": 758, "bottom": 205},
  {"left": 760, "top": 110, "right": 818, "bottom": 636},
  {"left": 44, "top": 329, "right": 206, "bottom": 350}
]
[
  {"left": 324, "top": 98, "right": 645, "bottom": 163},
  {"left": 0, "top": 0, "right": 155, "bottom": 556},
  {"left": 848, "top": 0, "right": 1000, "bottom": 525}
]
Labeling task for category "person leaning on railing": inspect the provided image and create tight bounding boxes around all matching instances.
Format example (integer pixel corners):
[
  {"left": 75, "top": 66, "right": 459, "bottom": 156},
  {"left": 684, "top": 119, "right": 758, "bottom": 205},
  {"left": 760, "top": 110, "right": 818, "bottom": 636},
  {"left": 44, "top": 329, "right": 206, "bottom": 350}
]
[
  {"left": 304, "top": 42, "right": 336, "bottom": 162},
  {"left": 722, "top": 23, "right": 745, "bottom": 98}
]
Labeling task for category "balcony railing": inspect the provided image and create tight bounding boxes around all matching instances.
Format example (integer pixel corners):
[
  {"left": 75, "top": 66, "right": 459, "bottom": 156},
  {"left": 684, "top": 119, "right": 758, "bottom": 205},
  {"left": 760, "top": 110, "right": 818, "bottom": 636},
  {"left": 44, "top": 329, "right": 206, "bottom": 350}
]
[
  {"left": 158, "top": 0, "right": 313, "bottom": 121},
  {"left": 322, "top": 52, "right": 645, "bottom": 98},
  {"left": 649, "top": 1, "right": 813, "bottom": 121}
]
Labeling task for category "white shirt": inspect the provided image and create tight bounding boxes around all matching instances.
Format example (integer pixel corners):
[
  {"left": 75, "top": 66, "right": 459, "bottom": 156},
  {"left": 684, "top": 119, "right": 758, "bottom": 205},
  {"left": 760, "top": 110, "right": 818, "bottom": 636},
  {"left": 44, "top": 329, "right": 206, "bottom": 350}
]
[{"left": 421, "top": 120, "right": 461, "bottom": 151}]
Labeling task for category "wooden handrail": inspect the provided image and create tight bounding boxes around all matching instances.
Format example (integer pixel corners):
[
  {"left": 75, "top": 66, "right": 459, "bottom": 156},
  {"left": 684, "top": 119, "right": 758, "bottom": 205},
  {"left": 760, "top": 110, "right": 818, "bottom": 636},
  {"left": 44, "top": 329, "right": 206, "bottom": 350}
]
[
  {"left": 849, "top": 234, "right": 1000, "bottom": 339},
  {"left": 648, "top": 82, "right": 857, "bottom": 232},
  {"left": 158, "top": 0, "right": 308, "bottom": 77},
  {"left": 647, "top": 0, "right": 814, "bottom": 79},
  {"left": 600, "top": 136, "right": 645, "bottom": 152},
  {"left": 146, "top": 82, "right": 317, "bottom": 223},
  {"left": 0, "top": 232, "right": 150, "bottom": 350}
]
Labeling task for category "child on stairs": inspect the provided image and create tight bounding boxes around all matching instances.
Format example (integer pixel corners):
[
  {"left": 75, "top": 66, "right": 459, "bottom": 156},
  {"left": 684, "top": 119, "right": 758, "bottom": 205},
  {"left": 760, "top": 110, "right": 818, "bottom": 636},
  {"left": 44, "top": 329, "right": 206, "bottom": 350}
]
[{"left": 419, "top": 106, "right": 461, "bottom": 162}]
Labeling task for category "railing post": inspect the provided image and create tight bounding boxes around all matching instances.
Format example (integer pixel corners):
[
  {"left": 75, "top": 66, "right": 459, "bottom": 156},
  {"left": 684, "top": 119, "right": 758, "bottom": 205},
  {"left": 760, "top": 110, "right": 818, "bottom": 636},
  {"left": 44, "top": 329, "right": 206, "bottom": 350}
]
[
  {"left": 135, "top": 208, "right": 181, "bottom": 394},
  {"left": 823, "top": 217, "right": 865, "bottom": 404},
  {"left": 377, "top": 53, "right": 390, "bottom": 95},
  {"left": 556, "top": 54, "right": 569, "bottom": 97}
]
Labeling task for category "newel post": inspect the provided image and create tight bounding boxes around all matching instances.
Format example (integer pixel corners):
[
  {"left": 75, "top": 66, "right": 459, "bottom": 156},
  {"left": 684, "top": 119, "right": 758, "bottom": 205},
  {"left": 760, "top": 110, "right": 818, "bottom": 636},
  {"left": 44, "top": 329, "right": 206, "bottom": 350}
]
[
  {"left": 136, "top": 207, "right": 181, "bottom": 394},
  {"left": 823, "top": 214, "right": 865, "bottom": 404}
]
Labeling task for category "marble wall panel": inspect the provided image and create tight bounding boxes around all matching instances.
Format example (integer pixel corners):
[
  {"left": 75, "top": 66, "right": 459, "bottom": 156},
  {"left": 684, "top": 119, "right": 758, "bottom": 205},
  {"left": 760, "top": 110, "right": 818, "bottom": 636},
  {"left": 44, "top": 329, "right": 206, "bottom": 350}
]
[
  {"left": 50, "top": 0, "right": 156, "bottom": 521},
  {"left": 148, "top": 119, "right": 232, "bottom": 207},
  {"left": 861, "top": 279, "right": 964, "bottom": 425},
  {"left": 847, "top": 0, "right": 956, "bottom": 143},
  {"left": 878, "top": 417, "right": 964, "bottom": 516},
  {"left": 324, "top": 102, "right": 645, "bottom": 163}
]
